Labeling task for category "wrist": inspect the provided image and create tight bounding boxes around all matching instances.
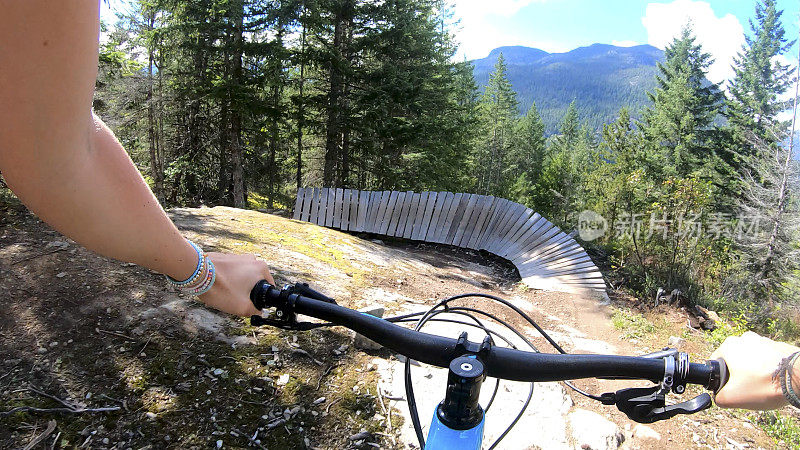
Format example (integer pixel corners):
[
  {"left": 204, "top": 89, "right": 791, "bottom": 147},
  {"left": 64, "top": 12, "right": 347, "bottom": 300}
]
[{"left": 164, "top": 239, "right": 201, "bottom": 281}]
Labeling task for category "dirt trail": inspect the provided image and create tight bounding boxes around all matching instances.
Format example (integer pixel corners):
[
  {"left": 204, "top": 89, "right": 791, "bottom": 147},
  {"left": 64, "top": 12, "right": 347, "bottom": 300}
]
[{"left": 0, "top": 204, "right": 782, "bottom": 449}]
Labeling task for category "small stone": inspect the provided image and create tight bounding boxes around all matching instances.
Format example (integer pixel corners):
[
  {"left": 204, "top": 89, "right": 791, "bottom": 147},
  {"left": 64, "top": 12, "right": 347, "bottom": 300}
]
[
  {"left": 145, "top": 412, "right": 157, "bottom": 420},
  {"left": 36, "top": 347, "right": 47, "bottom": 354},
  {"left": 312, "top": 397, "right": 326, "bottom": 405},
  {"left": 206, "top": 390, "right": 212, "bottom": 395},
  {"left": 277, "top": 374, "right": 290, "bottom": 386},
  {"left": 102, "top": 438, "right": 110, "bottom": 445},
  {"left": 56, "top": 272, "right": 67, "bottom": 278},
  {"left": 49, "top": 341, "right": 58, "bottom": 347},
  {"left": 633, "top": 424, "right": 661, "bottom": 441},
  {"left": 667, "top": 336, "right": 685, "bottom": 349},
  {"left": 213, "top": 368, "right": 224, "bottom": 376},
  {"left": 569, "top": 409, "right": 624, "bottom": 450},
  {"left": 349, "top": 431, "right": 372, "bottom": 441},
  {"left": 85, "top": 392, "right": 92, "bottom": 399},
  {"left": 216, "top": 440, "right": 223, "bottom": 449}
]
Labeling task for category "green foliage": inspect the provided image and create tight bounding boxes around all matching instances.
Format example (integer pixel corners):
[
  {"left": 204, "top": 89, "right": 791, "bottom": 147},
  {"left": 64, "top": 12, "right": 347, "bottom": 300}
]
[
  {"left": 727, "top": 0, "right": 795, "bottom": 164},
  {"left": 755, "top": 411, "right": 800, "bottom": 447},
  {"left": 474, "top": 53, "right": 519, "bottom": 196},
  {"left": 707, "top": 315, "right": 749, "bottom": 348}
]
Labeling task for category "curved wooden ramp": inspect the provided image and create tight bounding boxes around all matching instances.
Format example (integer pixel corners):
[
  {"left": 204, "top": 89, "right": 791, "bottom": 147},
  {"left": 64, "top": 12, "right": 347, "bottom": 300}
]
[{"left": 293, "top": 188, "right": 607, "bottom": 298}]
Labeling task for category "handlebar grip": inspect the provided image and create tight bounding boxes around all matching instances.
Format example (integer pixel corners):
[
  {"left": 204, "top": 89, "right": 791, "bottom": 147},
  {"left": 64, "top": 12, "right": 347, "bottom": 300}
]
[
  {"left": 707, "top": 358, "right": 729, "bottom": 394},
  {"left": 250, "top": 280, "right": 276, "bottom": 310}
]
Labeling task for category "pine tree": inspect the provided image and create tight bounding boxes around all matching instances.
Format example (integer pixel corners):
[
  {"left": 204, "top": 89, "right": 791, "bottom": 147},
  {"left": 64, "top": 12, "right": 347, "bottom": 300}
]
[
  {"left": 726, "top": 0, "right": 795, "bottom": 167},
  {"left": 476, "top": 53, "right": 518, "bottom": 196},
  {"left": 508, "top": 102, "right": 546, "bottom": 184},
  {"left": 641, "top": 24, "right": 723, "bottom": 181},
  {"left": 537, "top": 102, "right": 595, "bottom": 225}
]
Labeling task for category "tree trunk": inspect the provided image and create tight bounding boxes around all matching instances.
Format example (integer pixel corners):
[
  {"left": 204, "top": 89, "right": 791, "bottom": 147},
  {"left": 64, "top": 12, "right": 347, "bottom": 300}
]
[
  {"left": 229, "top": 0, "right": 246, "bottom": 208},
  {"left": 296, "top": 3, "right": 307, "bottom": 191},
  {"left": 268, "top": 83, "right": 280, "bottom": 209},
  {"left": 323, "top": 6, "right": 345, "bottom": 188},
  {"left": 146, "top": 10, "right": 164, "bottom": 203}
]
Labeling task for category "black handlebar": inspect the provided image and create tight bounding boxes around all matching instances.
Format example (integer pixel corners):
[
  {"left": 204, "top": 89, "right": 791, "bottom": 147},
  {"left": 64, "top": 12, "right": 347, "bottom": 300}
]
[{"left": 249, "top": 281, "right": 726, "bottom": 390}]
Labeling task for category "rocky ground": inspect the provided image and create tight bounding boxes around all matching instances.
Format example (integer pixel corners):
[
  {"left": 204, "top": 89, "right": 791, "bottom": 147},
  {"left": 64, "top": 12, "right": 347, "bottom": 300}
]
[{"left": 0, "top": 198, "right": 793, "bottom": 449}]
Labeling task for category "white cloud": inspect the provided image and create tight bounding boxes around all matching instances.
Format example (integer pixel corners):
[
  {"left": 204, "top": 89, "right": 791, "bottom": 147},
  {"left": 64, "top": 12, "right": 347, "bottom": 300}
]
[
  {"left": 612, "top": 40, "right": 641, "bottom": 47},
  {"left": 450, "top": 0, "right": 560, "bottom": 60},
  {"left": 642, "top": 0, "right": 745, "bottom": 85}
]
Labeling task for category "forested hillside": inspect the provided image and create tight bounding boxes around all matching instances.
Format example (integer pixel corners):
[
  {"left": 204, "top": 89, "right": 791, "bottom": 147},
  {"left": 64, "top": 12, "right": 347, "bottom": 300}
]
[
  {"left": 472, "top": 44, "right": 663, "bottom": 133},
  {"left": 84, "top": 0, "right": 799, "bottom": 341}
]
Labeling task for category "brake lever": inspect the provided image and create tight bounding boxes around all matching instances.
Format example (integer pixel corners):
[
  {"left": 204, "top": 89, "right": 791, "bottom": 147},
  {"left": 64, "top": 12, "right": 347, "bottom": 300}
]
[
  {"left": 608, "top": 386, "right": 712, "bottom": 423},
  {"left": 250, "top": 315, "right": 327, "bottom": 331},
  {"left": 249, "top": 281, "right": 337, "bottom": 331}
]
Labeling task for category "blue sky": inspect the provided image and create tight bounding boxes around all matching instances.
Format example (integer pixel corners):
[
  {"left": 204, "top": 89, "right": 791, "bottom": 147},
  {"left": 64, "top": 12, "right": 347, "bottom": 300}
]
[{"left": 452, "top": 0, "right": 799, "bottom": 84}]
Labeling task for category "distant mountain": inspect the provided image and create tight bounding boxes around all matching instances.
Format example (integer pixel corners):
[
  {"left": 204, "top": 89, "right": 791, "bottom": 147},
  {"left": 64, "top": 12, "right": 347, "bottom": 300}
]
[{"left": 472, "top": 44, "right": 664, "bottom": 134}]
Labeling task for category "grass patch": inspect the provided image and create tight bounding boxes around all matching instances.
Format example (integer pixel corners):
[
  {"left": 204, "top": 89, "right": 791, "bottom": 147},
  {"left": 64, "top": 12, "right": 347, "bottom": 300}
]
[
  {"left": 754, "top": 411, "right": 800, "bottom": 448},
  {"left": 612, "top": 309, "right": 656, "bottom": 340}
]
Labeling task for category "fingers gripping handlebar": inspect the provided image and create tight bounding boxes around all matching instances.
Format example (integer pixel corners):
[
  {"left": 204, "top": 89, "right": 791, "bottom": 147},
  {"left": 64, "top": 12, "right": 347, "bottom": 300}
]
[{"left": 249, "top": 280, "right": 728, "bottom": 422}]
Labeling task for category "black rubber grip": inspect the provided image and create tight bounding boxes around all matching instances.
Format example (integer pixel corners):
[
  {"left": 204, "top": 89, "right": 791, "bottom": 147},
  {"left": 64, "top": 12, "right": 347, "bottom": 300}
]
[{"left": 710, "top": 358, "right": 729, "bottom": 394}]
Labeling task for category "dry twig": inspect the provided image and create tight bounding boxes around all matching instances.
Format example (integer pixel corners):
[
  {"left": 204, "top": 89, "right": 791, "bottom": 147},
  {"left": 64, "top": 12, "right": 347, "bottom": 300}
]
[
  {"left": 23, "top": 420, "right": 57, "bottom": 450},
  {"left": 1, "top": 387, "right": 121, "bottom": 417},
  {"left": 96, "top": 328, "right": 136, "bottom": 341}
]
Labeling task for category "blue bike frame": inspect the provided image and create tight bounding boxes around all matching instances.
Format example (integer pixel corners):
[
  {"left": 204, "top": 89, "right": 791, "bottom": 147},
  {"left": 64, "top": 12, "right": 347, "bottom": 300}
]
[{"left": 426, "top": 409, "right": 485, "bottom": 449}]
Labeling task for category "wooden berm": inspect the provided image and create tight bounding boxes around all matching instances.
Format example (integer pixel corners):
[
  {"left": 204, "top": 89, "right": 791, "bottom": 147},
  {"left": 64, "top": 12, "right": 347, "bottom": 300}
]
[{"left": 293, "top": 188, "right": 607, "bottom": 299}]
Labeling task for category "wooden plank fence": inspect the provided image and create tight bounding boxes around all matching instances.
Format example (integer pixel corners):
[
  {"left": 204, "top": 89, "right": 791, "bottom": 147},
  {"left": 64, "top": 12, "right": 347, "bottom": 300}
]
[{"left": 293, "top": 188, "right": 607, "bottom": 298}]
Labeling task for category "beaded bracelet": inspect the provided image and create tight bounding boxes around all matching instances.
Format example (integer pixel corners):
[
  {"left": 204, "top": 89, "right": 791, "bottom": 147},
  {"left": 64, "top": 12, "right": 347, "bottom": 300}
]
[
  {"left": 164, "top": 240, "right": 216, "bottom": 296},
  {"left": 165, "top": 240, "right": 205, "bottom": 286},
  {"left": 779, "top": 351, "right": 800, "bottom": 408},
  {"left": 190, "top": 260, "right": 216, "bottom": 297}
]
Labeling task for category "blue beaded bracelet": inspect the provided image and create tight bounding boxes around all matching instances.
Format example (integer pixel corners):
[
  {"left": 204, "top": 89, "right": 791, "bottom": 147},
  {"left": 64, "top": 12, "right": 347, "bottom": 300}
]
[{"left": 165, "top": 239, "right": 204, "bottom": 286}]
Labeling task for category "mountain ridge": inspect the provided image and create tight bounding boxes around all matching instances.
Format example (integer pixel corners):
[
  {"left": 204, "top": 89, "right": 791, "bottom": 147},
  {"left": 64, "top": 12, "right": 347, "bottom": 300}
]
[{"left": 472, "top": 43, "right": 665, "bottom": 134}]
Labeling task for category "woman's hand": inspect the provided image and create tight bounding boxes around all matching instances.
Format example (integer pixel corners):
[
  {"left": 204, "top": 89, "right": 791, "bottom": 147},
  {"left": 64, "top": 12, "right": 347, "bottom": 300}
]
[
  {"left": 198, "top": 252, "right": 275, "bottom": 317},
  {"left": 710, "top": 331, "right": 799, "bottom": 410}
]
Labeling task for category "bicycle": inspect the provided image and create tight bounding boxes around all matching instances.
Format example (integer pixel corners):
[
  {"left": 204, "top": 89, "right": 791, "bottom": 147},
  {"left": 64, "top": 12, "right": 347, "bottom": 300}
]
[{"left": 248, "top": 280, "right": 728, "bottom": 449}]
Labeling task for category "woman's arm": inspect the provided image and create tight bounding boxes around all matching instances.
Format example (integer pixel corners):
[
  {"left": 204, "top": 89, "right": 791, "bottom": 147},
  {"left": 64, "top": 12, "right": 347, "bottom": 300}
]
[
  {"left": 711, "top": 331, "right": 800, "bottom": 410},
  {"left": 0, "top": 0, "right": 271, "bottom": 316}
]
